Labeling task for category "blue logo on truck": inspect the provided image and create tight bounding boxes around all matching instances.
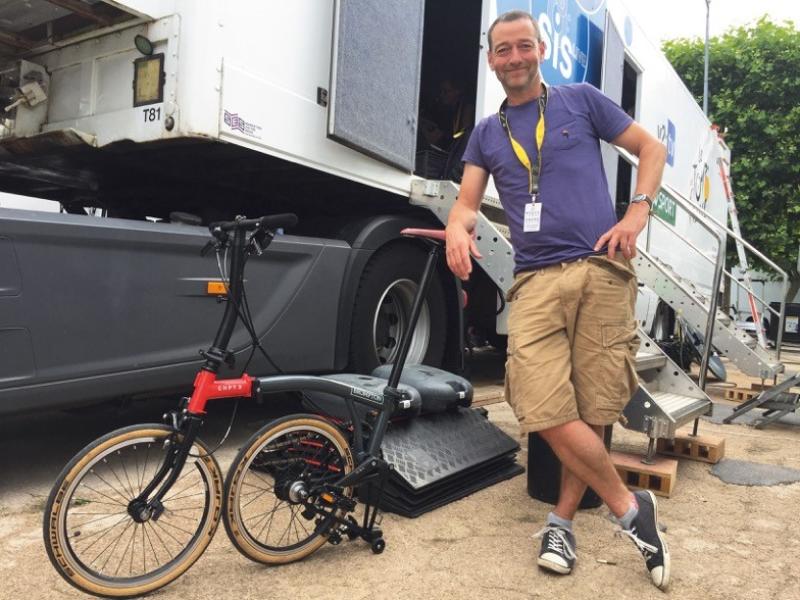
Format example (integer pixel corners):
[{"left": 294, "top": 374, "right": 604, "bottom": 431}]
[
  {"left": 658, "top": 119, "right": 676, "bottom": 167},
  {"left": 667, "top": 119, "right": 676, "bottom": 166},
  {"left": 496, "top": 0, "right": 606, "bottom": 87}
]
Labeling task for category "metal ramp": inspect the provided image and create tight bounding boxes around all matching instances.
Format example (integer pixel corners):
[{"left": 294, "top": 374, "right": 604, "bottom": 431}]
[
  {"left": 410, "top": 179, "right": 712, "bottom": 456},
  {"left": 722, "top": 372, "right": 800, "bottom": 428}
]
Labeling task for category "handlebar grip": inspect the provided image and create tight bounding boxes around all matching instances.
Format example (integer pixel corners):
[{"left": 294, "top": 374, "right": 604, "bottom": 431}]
[{"left": 257, "top": 213, "right": 298, "bottom": 231}]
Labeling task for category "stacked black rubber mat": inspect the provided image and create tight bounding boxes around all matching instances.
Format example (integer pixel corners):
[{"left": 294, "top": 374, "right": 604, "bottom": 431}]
[{"left": 370, "top": 407, "right": 524, "bottom": 517}]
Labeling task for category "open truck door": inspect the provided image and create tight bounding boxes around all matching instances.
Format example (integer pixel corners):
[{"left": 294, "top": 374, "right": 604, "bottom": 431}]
[{"left": 328, "top": 0, "right": 425, "bottom": 171}]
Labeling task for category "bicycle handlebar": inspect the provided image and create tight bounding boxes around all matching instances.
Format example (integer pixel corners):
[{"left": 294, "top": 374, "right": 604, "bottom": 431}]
[{"left": 210, "top": 213, "right": 298, "bottom": 235}]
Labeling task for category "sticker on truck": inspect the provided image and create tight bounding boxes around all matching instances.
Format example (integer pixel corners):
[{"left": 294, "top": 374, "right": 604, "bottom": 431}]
[{"left": 223, "top": 109, "right": 263, "bottom": 139}]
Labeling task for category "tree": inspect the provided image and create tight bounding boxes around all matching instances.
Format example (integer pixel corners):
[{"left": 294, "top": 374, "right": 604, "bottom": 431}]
[{"left": 663, "top": 18, "right": 800, "bottom": 305}]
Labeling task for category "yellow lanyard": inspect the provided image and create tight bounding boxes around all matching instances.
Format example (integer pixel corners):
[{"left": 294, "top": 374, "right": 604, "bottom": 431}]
[{"left": 498, "top": 85, "right": 548, "bottom": 196}]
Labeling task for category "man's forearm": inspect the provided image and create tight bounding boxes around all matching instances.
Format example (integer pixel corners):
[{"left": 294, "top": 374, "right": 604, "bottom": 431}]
[
  {"left": 633, "top": 141, "right": 667, "bottom": 200},
  {"left": 448, "top": 198, "right": 479, "bottom": 232}
]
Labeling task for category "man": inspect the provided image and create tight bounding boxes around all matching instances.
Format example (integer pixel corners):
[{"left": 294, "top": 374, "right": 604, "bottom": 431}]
[{"left": 445, "top": 10, "right": 670, "bottom": 590}]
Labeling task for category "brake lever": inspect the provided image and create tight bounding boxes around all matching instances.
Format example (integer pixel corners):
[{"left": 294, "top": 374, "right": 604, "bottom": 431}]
[
  {"left": 248, "top": 228, "right": 275, "bottom": 257},
  {"left": 200, "top": 240, "right": 216, "bottom": 257}
]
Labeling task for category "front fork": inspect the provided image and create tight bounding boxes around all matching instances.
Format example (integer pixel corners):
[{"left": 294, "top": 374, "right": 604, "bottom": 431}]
[{"left": 127, "top": 410, "right": 203, "bottom": 523}]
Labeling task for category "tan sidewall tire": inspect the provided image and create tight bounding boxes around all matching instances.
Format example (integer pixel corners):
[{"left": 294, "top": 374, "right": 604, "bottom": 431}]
[
  {"left": 44, "top": 425, "right": 223, "bottom": 598},
  {"left": 223, "top": 415, "right": 354, "bottom": 564}
]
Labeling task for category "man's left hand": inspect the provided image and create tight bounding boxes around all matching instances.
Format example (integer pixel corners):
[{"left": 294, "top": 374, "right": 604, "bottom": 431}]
[{"left": 593, "top": 202, "right": 650, "bottom": 259}]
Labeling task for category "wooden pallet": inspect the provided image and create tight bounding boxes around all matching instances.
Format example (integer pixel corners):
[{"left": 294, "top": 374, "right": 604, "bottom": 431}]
[
  {"left": 657, "top": 431, "right": 725, "bottom": 464},
  {"left": 610, "top": 451, "right": 678, "bottom": 497}
]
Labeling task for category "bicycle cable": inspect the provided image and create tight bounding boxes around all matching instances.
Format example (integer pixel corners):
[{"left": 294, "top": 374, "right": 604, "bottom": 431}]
[{"left": 194, "top": 231, "right": 356, "bottom": 458}]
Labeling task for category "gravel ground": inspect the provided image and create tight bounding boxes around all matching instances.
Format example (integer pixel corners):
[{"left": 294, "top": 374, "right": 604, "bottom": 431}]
[{"left": 2, "top": 353, "right": 799, "bottom": 600}]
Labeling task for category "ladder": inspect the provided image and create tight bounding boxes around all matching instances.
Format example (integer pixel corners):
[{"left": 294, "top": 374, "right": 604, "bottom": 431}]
[{"left": 718, "top": 155, "right": 768, "bottom": 348}]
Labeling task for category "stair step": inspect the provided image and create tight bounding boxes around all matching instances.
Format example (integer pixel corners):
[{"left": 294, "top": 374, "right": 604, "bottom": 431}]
[
  {"left": 635, "top": 351, "right": 667, "bottom": 371},
  {"left": 650, "top": 391, "right": 711, "bottom": 424}
]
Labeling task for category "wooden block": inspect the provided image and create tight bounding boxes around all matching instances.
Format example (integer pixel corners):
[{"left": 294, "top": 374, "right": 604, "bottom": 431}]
[
  {"left": 610, "top": 451, "right": 678, "bottom": 498},
  {"left": 750, "top": 382, "right": 774, "bottom": 392},
  {"left": 656, "top": 432, "right": 725, "bottom": 464},
  {"left": 471, "top": 385, "right": 505, "bottom": 408},
  {"left": 724, "top": 388, "right": 758, "bottom": 403}
]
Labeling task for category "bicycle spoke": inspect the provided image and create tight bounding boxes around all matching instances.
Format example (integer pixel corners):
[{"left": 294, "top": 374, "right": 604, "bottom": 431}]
[
  {"left": 165, "top": 490, "right": 207, "bottom": 503},
  {"left": 70, "top": 513, "right": 130, "bottom": 547},
  {"left": 147, "top": 521, "right": 176, "bottom": 561},
  {"left": 94, "top": 520, "right": 134, "bottom": 573},
  {"left": 161, "top": 468, "right": 201, "bottom": 502},
  {"left": 113, "top": 524, "right": 138, "bottom": 577},
  {"left": 117, "top": 450, "right": 137, "bottom": 501},
  {"left": 84, "top": 473, "right": 132, "bottom": 506},
  {"left": 103, "top": 457, "right": 137, "bottom": 502},
  {"left": 151, "top": 519, "right": 186, "bottom": 550},
  {"left": 256, "top": 498, "right": 283, "bottom": 543},
  {"left": 139, "top": 442, "right": 153, "bottom": 493},
  {"left": 67, "top": 510, "right": 128, "bottom": 530},
  {"left": 156, "top": 517, "right": 197, "bottom": 539}
]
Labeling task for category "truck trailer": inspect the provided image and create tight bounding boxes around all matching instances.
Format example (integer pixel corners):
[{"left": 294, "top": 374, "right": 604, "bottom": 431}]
[{"left": 0, "top": 0, "right": 794, "bottom": 443}]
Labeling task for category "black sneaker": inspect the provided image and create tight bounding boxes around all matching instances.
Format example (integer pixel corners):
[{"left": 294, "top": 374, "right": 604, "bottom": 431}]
[
  {"left": 534, "top": 525, "right": 576, "bottom": 574},
  {"left": 619, "top": 490, "right": 670, "bottom": 590}
]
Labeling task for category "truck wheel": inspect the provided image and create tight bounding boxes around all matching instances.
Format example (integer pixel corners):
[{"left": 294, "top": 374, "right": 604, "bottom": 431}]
[{"left": 350, "top": 244, "right": 447, "bottom": 372}]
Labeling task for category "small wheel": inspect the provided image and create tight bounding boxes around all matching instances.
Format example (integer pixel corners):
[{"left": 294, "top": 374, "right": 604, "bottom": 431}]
[
  {"left": 43, "top": 424, "right": 223, "bottom": 598},
  {"left": 371, "top": 538, "right": 386, "bottom": 554},
  {"left": 223, "top": 414, "right": 355, "bottom": 564}
]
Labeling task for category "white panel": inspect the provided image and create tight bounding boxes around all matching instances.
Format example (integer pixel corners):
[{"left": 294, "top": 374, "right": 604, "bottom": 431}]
[
  {"left": 47, "top": 64, "right": 86, "bottom": 122},
  {"left": 96, "top": 50, "right": 140, "bottom": 114},
  {"left": 600, "top": 10, "right": 625, "bottom": 204}
]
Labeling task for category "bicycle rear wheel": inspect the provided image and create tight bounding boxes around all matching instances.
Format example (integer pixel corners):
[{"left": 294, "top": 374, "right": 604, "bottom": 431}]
[
  {"left": 44, "top": 424, "right": 223, "bottom": 598},
  {"left": 223, "top": 414, "right": 354, "bottom": 564}
]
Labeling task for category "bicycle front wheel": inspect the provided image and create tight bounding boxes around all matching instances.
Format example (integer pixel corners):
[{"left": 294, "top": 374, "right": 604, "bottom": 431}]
[
  {"left": 44, "top": 424, "right": 223, "bottom": 598},
  {"left": 223, "top": 414, "right": 355, "bottom": 564}
]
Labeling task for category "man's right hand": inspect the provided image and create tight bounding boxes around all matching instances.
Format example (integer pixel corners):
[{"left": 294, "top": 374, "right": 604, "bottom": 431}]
[
  {"left": 445, "top": 224, "right": 482, "bottom": 280},
  {"left": 445, "top": 163, "right": 490, "bottom": 280}
]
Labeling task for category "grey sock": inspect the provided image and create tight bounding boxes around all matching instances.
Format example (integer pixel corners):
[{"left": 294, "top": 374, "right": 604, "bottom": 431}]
[
  {"left": 547, "top": 512, "right": 573, "bottom": 531},
  {"left": 618, "top": 502, "right": 639, "bottom": 530}
]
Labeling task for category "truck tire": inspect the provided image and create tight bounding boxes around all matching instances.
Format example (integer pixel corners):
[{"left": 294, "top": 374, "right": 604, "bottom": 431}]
[{"left": 349, "top": 244, "right": 447, "bottom": 372}]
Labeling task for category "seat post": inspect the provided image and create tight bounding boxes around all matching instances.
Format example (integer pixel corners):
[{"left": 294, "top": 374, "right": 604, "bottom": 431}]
[{"left": 386, "top": 242, "right": 442, "bottom": 390}]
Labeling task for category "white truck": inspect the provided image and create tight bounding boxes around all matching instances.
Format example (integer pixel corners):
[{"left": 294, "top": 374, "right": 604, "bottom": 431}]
[{"left": 0, "top": 0, "right": 794, "bottom": 438}]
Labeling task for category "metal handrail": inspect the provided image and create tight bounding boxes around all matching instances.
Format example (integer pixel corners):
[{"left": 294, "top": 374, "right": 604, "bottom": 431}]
[
  {"left": 612, "top": 147, "right": 724, "bottom": 392},
  {"left": 615, "top": 146, "right": 788, "bottom": 362},
  {"left": 656, "top": 180, "right": 789, "bottom": 361}
]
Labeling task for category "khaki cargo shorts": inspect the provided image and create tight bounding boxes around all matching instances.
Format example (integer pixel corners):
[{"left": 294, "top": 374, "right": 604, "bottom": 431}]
[{"left": 504, "top": 255, "right": 639, "bottom": 432}]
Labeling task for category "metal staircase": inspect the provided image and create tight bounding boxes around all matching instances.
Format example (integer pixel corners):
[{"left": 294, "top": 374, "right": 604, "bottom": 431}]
[
  {"left": 411, "top": 179, "right": 714, "bottom": 457},
  {"left": 633, "top": 249, "right": 784, "bottom": 380}
]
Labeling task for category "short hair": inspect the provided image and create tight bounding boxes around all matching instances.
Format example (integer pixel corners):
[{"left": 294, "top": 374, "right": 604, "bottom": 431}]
[{"left": 487, "top": 10, "right": 541, "bottom": 51}]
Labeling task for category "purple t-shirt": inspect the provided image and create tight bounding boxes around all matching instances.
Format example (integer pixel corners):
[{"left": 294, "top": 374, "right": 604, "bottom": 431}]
[{"left": 462, "top": 83, "right": 632, "bottom": 272}]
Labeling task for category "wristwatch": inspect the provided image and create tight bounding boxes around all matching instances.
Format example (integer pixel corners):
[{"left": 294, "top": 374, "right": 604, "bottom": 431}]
[{"left": 630, "top": 193, "right": 653, "bottom": 211}]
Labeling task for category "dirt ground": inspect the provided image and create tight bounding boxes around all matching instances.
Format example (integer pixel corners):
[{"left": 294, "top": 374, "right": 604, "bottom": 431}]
[{"left": 2, "top": 351, "right": 800, "bottom": 600}]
